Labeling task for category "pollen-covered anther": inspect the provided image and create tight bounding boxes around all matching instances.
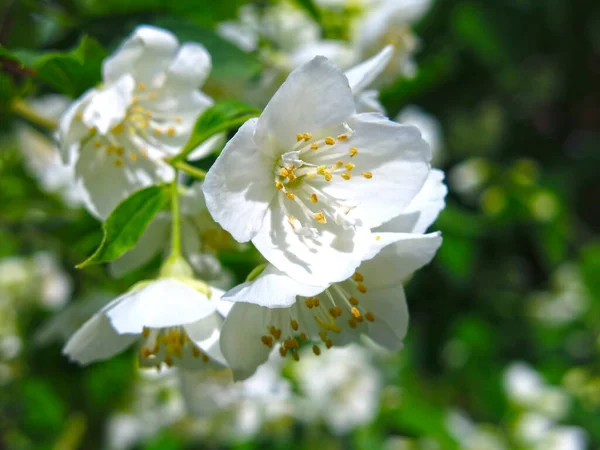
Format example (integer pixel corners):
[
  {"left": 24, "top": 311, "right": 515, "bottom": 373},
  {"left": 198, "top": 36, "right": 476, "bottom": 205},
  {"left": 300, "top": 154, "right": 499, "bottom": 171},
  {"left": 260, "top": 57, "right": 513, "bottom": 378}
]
[
  {"left": 292, "top": 352, "right": 300, "bottom": 361},
  {"left": 312, "top": 345, "right": 321, "bottom": 356},
  {"left": 275, "top": 181, "right": 284, "bottom": 190},
  {"left": 313, "top": 298, "right": 321, "bottom": 307},
  {"left": 310, "top": 193, "right": 318, "bottom": 203},
  {"left": 351, "top": 307, "right": 362, "bottom": 319},
  {"left": 115, "top": 160, "right": 123, "bottom": 168},
  {"left": 335, "top": 160, "right": 344, "bottom": 168},
  {"left": 303, "top": 132, "right": 312, "bottom": 141},
  {"left": 345, "top": 163, "right": 355, "bottom": 171},
  {"left": 353, "top": 272, "right": 364, "bottom": 282},
  {"left": 167, "top": 127, "right": 176, "bottom": 136},
  {"left": 325, "top": 136, "right": 336, "bottom": 145},
  {"left": 375, "top": 235, "right": 381, "bottom": 241},
  {"left": 137, "top": 82, "right": 147, "bottom": 90},
  {"left": 175, "top": 116, "right": 182, "bottom": 124},
  {"left": 329, "top": 306, "right": 343, "bottom": 317},
  {"left": 261, "top": 335, "right": 274, "bottom": 348},
  {"left": 325, "top": 339, "right": 333, "bottom": 349},
  {"left": 290, "top": 320, "right": 299, "bottom": 331},
  {"left": 141, "top": 347, "right": 153, "bottom": 358},
  {"left": 349, "top": 147, "right": 358, "bottom": 157},
  {"left": 337, "top": 133, "right": 348, "bottom": 141},
  {"left": 365, "top": 312, "right": 375, "bottom": 322},
  {"left": 342, "top": 173, "right": 351, "bottom": 180},
  {"left": 313, "top": 211, "right": 327, "bottom": 224},
  {"left": 305, "top": 298, "right": 314, "bottom": 309},
  {"left": 357, "top": 283, "right": 367, "bottom": 293},
  {"left": 269, "top": 326, "right": 282, "bottom": 340},
  {"left": 296, "top": 133, "right": 303, "bottom": 142},
  {"left": 130, "top": 153, "right": 138, "bottom": 161},
  {"left": 284, "top": 338, "right": 299, "bottom": 349},
  {"left": 348, "top": 318, "right": 357, "bottom": 329},
  {"left": 316, "top": 165, "right": 326, "bottom": 175},
  {"left": 279, "top": 346, "right": 288, "bottom": 357},
  {"left": 324, "top": 170, "right": 332, "bottom": 182},
  {"left": 299, "top": 332, "right": 308, "bottom": 342},
  {"left": 362, "top": 171, "right": 373, "bottom": 179},
  {"left": 349, "top": 296, "right": 359, "bottom": 306},
  {"left": 142, "top": 327, "right": 150, "bottom": 338},
  {"left": 310, "top": 142, "right": 319, "bottom": 150},
  {"left": 192, "top": 347, "right": 201, "bottom": 357},
  {"left": 286, "top": 192, "right": 295, "bottom": 200},
  {"left": 280, "top": 167, "right": 290, "bottom": 177},
  {"left": 111, "top": 124, "right": 125, "bottom": 135}
]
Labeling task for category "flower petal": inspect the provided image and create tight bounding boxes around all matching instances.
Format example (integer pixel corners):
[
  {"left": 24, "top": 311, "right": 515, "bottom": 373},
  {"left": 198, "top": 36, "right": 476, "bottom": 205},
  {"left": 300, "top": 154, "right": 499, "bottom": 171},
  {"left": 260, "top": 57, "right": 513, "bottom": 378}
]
[
  {"left": 220, "top": 302, "right": 273, "bottom": 381},
  {"left": 318, "top": 113, "right": 431, "bottom": 228},
  {"left": 184, "top": 312, "right": 226, "bottom": 366},
  {"left": 103, "top": 25, "right": 179, "bottom": 84},
  {"left": 106, "top": 278, "right": 218, "bottom": 333},
  {"left": 344, "top": 45, "right": 393, "bottom": 94},
  {"left": 109, "top": 214, "right": 170, "bottom": 278},
  {"left": 62, "top": 304, "right": 138, "bottom": 365},
  {"left": 163, "top": 43, "right": 212, "bottom": 90},
  {"left": 203, "top": 118, "right": 275, "bottom": 242},
  {"left": 223, "top": 264, "right": 326, "bottom": 308},
  {"left": 359, "top": 232, "right": 442, "bottom": 290},
  {"left": 75, "top": 140, "right": 174, "bottom": 219},
  {"left": 252, "top": 197, "right": 371, "bottom": 286},
  {"left": 254, "top": 56, "right": 355, "bottom": 157},
  {"left": 360, "top": 284, "right": 409, "bottom": 350},
  {"left": 57, "top": 89, "right": 97, "bottom": 164},
  {"left": 81, "top": 75, "right": 135, "bottom": 134}
]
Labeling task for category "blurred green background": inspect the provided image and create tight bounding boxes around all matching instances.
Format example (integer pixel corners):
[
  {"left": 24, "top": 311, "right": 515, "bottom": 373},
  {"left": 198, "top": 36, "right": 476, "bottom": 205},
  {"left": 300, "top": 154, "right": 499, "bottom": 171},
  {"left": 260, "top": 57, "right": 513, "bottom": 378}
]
[{"left": 0, "top": 0, "right": 599, "bottom": 449}]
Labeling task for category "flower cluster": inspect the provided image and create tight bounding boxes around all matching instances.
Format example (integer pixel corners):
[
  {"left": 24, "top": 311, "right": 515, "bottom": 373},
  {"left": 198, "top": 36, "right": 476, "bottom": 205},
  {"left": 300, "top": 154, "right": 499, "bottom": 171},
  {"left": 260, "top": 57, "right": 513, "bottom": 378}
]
[{"left": 60, "top": 24, "right": 445, "bottom": 386}]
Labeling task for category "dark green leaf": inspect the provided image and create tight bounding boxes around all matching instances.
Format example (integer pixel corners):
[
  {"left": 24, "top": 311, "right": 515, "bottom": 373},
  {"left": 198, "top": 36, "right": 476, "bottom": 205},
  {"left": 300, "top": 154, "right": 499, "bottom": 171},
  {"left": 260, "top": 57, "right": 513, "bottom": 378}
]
[
  {"left": 174, "top": 100, "right": 260, "bottom": 162},
  {"left": 77, "top": 185, "right": 169, "bottom": 268},
  {"left": 293, "top": 0, "right": 322, "bottom": 25}
]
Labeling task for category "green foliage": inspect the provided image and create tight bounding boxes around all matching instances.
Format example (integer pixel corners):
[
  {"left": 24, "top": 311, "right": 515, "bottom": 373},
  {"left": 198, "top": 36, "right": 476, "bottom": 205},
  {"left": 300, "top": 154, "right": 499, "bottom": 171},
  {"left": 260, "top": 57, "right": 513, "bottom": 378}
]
[
  {"left": 12, "top": 36, "right": 106, "bottom": 98},
  {"left": 77, "top": 185, "right": 169, "bottom": 268},
  {"left": 292, "top": 0, "right": 322, "bottom": 25},
  {"left": 174, "top": 100, "right": 260, "bottom": 162}
]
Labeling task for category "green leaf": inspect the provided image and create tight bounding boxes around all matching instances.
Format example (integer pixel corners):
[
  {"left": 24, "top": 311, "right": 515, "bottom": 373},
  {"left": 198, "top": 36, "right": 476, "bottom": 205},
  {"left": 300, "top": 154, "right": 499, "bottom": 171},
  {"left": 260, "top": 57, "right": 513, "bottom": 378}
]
[
  {"left": 77, "top": 185, "right": 169, "bottom": 268},
  {"left": 13, "top": 36, "right": 106, "bottom": 98},
  {"left": 173, "top": 100, "right": 260, "bottom": 162},
  {"left": 293, "top": 0, "right": 322, "bottom": 25}
]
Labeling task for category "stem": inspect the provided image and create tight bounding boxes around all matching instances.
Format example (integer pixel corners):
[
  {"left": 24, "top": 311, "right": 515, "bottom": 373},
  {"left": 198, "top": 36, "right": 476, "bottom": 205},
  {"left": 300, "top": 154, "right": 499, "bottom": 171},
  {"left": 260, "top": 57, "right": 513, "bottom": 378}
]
[
  {"left": 12, "top": 98, "right": 58, "bottom": 129},
  {"left": 170, "top": 177, "right": 182, "bottom": 258},
  {"left": 172, "top": 160, "right": 207, "bottom": 180}
]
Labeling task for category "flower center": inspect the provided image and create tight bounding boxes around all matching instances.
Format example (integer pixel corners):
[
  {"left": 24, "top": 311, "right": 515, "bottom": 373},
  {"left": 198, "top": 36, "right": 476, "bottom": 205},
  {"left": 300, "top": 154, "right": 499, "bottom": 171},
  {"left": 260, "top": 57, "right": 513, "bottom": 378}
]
[
  {"left": 259, "top": 270, "right": 375, "bottom": 361},
  {"left": 77, "top": 82, "right": 183, "bottom": 168},
  {"left": 272, "top": 126, "right": 373, "bottom": 234},
  {"left": 139, "top": 326, "right": 209, "bottom": 369}
]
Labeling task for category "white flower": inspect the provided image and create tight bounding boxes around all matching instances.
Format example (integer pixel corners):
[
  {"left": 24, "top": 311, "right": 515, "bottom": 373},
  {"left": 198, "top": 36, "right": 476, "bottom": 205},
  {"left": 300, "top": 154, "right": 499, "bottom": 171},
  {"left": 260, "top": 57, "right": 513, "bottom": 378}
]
[
  {"left": 109, "top": 183, "right": 231, "bottom": 280},
  {"left": 17, "top": 95, "right": 85, "bottom": 206},
  {"left": 293, "top": 343, "right": 381, "bottom": 434},
  {"left": 59, "top": 25, "right": 217, "bottom": 219},
  {"left": 63, "top": 277, "right": 229, "bottom": 370},
  {"left": 219, "top": 170, "right": 446, "bottom": 380},
  {"left": 396, "top": 105, "right": 444, "bottom": 165},
  {"left": 355, "top": 0, "right": 432, "bottom": 80},
  {"left": 204, "top": 56, "right": 430, "bottom": 287}
]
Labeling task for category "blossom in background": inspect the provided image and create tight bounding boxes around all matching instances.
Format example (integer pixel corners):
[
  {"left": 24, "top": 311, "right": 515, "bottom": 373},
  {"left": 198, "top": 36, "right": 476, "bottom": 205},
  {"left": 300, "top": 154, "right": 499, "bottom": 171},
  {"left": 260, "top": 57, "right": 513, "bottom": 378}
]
[
  {"left": 219, "top": 170, "right": 446, "bottom": 380},
  {"left": 292, "top": 343, "right": 381, "bottom": 434},
  {"left": 204, "top": 56, "right": 430, "bottom": 287},
  {"left": 396, "top": 105, "right": 444, "bottom": 165},
  {"left": 108, "top": 183, "right": 234, "bottom": 281},
  {"left": 58, "top": 25, "right": 218, "bottom": 219},
  {"left": 63, "top": 277, "right": 230, "bottom": 370},
  {"left": 16, "top": 95, "right": 85, "bottom": 207}
]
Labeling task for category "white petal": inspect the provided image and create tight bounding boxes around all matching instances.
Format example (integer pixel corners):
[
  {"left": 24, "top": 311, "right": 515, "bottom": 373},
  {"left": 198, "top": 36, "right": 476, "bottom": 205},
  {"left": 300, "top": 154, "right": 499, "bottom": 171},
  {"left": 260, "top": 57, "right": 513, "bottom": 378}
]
[
  {"left": 360, "top": 284, "right": 409, "bottom": 350},
  {"left": 184, "top": 313, "right": 226, "bottom": 366},
  {"left": 81, "top": 75, "right": 135, "bottom": 134},
  {"left": 63, "top": 304, "right": 138, "bottom": 365},
  {"left": 109, "top": 214, "right": 170, "bottom": 278},
  {"left": 318, "top": 113, "right": 430, "bottom": 228},
  {"left": 345, "top": 45, "right": 393, "bottom": 94},
  {"left": 203, "top": 118, "right": 275, "bottom": 242},
  {"left": 359, "top": 232, "right": 442, "bottom": 290},
  {"left": 75, "top": 141, "right": 174, "bottom": 219},
  {"left": 288, "top": 41, "right": 357, "bottom": 70},
  {"left": 252, "top": 199, "right": 371, "bottom": 286},
  {"left": 103, "top": 25, "right": 179, "bottom": 84},
  {"left": 106, "top": 278, "right": 218, "bottom": 333},
  {"left": 186, "top": 133, "right": 224, "bottom": 161},
  {"left": 354, "top": 89, "right": 386, "bottom": 114},
  {"left": 220, "top": 302, "right": 273, "bottom": 381},
  {"left": 163, "top": 43, "right": 212, "bottom": 90},
  {"left": 254, "top": 56, "right": 355, "bottom": 157},
  {"left": 57, "top": 89, "right": 97, "bottom": 163},
  {"left": 223, "top": 264, "right": 326, "bottom": 308}
]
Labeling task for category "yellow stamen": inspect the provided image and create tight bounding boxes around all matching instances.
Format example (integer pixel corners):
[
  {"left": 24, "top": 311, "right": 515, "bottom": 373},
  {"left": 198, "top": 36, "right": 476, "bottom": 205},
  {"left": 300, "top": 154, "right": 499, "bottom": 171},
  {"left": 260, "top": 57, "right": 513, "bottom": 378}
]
[
  {"left": 154, "top": 128, "right": 162, "bottom": 135},
  {"left": 305, "top": 298, "right": 314, "bottom": 309},
  {"left": 284, "top": 339, "right": 299, "bottom": 349},
  {"left": 290, "top": 320, "right": 299, "bottom": 331},
  {"left": 365, "top": 312, "right": 375, "bottom": 322},
  {"left": 192, "top": 347, "right": 201, "bottom": 357},
  {"left": 261, "top": 336, "right": 274, "bottom": 348},
  {"left": 337, "top": 134, "right": 348, "bottom": 141},
  {"left": 362, "top": 171, "right": 373, "bottom": 179},
  {"left": 342, "top": 173, "right": 351, "bottom": 180},
  {"left": 167, "top": 127, "right": 176, "bottom": 136},
  {"left": 296, "top": 134, "right": 303, "bottom": 142},
  {"left": 349, "top": 296, "right": 359, "bottom": 306},
  {"left": 137, "top": 82, "right": 146, "bottom": 90},
  {"left": 325, "top": 136, "right": 335, "bottom": 145},
  {"left": 357, "top": 283, "right": 367, "bottom": 293},
  {"left": 175, "top": 116, "right": 182, "bottom": 124},
  {"left": 324, "top": 170, "right": 332, "bottom": 182},
  {"left": 130, "top": 153, "right": 138, "bottom": 161},
  {"left": 353, "top": 272, "right": 364, "bottom": 282},
  {"left": 299, "top": 332, "right": 308, "bottom": 342},
  {"left": 325, "top": 339, "right": 333, "bottom": 349},
  {"left": 115, "top": 160, "right": 123, "bottom": 167},
  {"left": 313, "top": 298, "right": 320, "bottom": 307},
  {"left": 279, "top": 347, "right": 288, "bottom": 357},
  {"left": 345, "top": 163, "right": 355, "bottom": 171},
  {"left": 292, "top": 352, "right": 300, "bottom": 361},
  {"left": 376, "top": 235, "right": 381, "bottom": 240},
  {"left": 313, "top": 211, "right": 327, "bottom": 224},
  {"left": 349, "top": 147, "right": 358, "bottom": 157},
  {"left": 310, "top": 142, "right": 319, "bottom": 150},
  {"left": 286, "top": 192, "right": 295, "bottom": 200},
  {"left": 303, "top": 132, "right": 312, "bottom": 141},
  {"left": 142, "top": 328, "right": 150, "bottom": 338},
  {"left": 316, "top": 165, "right": 326, "bottom": 175},
  {"left": 313, "top": 345, "right": 321, "bottom": 356},
  {"left": 111, "top": 124, "right": 125, "bottom": 135},
  {"left": 275, "top": 181, "right": 284, "bottom": 190},
  {"left": 280, "top": 167, "right": 290, "bottom": 177},
  {"left": 310, "top": 193, "right": 318, "bottom": 203},
  {"left": 269, "top": 327, "right": 282, "bottom": 340},
  {"left": 351, "top": 307, "right": 361, "bottom": 319},
  {"left": 348, "top": 319, "right": 357, "bottom": 329},
  {"left": 141, "top": 348, "right": 152, "bottom": 358}
]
